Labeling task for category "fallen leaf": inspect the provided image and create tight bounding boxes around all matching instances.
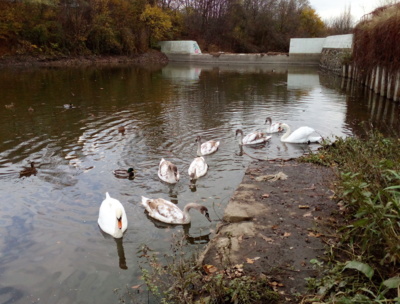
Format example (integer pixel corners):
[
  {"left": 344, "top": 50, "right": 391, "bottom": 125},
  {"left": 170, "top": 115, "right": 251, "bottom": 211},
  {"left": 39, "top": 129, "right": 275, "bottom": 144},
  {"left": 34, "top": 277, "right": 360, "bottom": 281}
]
[
  {"left": 246, "top": 258, "right": 255, "bottom": 264},
  {"left": 283, "top": 232, "right": 291, "bottom": 237},
  {"left": 262, "top": 193, "right": 270, "bottom": 198},
  {"left": 203, "top": 264, "right": 218, "bottom": 274},
  {"left": 308, "top": 232, "right": 322, "bottom": 238},
  {"left": 271, "top": 225, "right": 279, "bottom": 230},
  {"left": 270, "top": 281, "right": 284, "bottom": 287},
  {"left": 303, "top": 212, "right": 313, "bottom": 217},
  {"left": 259, "top": 233, "right": 274, "bottom": 243},
  {"left": 131, "top": 285, "right": 141, "bottom": 289},
  {"left": 298, "top": 205, "right": 310, "bottom": 209}
]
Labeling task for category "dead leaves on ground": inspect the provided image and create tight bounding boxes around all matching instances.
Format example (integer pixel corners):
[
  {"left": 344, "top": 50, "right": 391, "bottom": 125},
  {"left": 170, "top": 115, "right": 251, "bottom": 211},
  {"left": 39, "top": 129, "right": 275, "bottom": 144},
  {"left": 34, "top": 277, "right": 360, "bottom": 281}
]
[
  {"left": 308, "top": 231, "right": 323, "bottom": 238},
  {"left": 203, "top": 263, "right": 245, "bottom": 280},
  {"left": 203, "top": 264, "right": 218, "bottom": 274},
  {"left": 246, "top": 256, "right": 260, "bottom": 264}
]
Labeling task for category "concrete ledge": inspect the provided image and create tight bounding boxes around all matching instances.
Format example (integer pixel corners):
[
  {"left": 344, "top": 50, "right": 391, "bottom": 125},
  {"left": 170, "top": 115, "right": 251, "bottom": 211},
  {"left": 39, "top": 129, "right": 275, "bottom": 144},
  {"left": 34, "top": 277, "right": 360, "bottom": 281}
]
[{"left": 165, "top": 53, "right": 320, "bottom": 66}]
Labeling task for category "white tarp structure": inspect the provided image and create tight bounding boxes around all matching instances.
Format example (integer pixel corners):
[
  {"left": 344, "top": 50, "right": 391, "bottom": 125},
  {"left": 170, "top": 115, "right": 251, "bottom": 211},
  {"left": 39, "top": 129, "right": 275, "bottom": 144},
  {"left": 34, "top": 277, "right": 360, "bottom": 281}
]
[
  {"left": 289, "top": 34, "right": 353, "bottom": 54},
  {"left": 289, "top": 38, "right": 325, "bottom": 54},
  {"left": 323, "top": 34, "right": 353, "bottom": 49},
  {"left": 159, "top": 41, "right": 202, "bottom": 54}
]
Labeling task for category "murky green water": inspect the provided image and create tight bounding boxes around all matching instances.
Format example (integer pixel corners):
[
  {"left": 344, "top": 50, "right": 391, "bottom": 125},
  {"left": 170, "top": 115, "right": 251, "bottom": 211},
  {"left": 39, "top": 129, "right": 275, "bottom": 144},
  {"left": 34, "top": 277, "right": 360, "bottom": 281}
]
[{"left": 0, "top": 62, "right": 399, "bottom": 303}]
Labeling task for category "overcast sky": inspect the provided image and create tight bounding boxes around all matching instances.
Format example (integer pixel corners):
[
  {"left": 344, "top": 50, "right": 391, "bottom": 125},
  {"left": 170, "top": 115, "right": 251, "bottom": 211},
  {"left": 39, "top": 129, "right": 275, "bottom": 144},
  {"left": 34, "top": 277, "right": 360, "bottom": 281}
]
[{"left": 308, "top": 0, "right": 386, "bottom": 23}]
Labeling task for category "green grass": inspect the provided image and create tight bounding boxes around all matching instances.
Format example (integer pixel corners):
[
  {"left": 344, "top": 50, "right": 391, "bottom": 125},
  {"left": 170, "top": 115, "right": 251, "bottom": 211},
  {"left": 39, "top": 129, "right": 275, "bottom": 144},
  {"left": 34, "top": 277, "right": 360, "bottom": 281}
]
[{"left": 300, "top": 130, "right": 400, "bottom": 303}]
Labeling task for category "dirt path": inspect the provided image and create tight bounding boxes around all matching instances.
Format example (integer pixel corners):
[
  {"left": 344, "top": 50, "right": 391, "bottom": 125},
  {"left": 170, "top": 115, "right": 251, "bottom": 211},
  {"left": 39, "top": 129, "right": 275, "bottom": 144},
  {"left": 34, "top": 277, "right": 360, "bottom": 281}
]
[{"left": 199, "top": 159, "right": 338, "bottom": 302}]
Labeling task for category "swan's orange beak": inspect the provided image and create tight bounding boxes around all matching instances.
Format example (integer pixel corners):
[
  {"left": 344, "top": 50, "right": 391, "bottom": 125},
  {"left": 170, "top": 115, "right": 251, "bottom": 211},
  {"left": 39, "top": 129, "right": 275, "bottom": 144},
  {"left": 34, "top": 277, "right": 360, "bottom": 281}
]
[{"left": 118, "top": 218, "right": 122, "bottom": 229}]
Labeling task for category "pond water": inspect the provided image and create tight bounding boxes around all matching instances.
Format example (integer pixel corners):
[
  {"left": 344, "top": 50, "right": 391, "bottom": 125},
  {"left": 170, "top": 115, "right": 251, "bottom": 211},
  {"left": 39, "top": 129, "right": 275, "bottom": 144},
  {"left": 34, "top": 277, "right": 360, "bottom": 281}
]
[{"left": 0, "top": 62, "right": 399, "bottom": 304}]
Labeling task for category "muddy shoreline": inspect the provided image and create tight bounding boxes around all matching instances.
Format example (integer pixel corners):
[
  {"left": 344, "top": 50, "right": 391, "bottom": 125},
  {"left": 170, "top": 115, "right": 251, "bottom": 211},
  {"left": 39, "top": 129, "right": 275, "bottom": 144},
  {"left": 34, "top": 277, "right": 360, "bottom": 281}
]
[
  {"left": 199, "top": 159, "right": 338, "bottom": 302},
  {"left": 0, "top": 50, "right": 169, "bottom": 68}
]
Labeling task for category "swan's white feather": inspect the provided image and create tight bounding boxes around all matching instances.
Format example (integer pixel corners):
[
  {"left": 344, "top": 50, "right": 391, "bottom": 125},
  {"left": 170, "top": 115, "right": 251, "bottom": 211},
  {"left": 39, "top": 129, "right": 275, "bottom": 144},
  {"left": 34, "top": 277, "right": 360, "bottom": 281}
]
[
  {"left": 236, "top": 129, "right": 272, "bottom": 145},
  {"left": 98, "top": 192, "right": 128, "bottom": 238},
  {"left": 158, "top": 158, "right": 179, "bottom": 184},
  {"left": 280, "top": 124, "right": 322, "bottom": 143},
  {"left": 266, "top": 123, "right": 281, "bottom": 133},
  {"left": 141, "top": 197, "right": 186, "bottom": 224},
  {"left": 265, "top": 117, "right": 282, "bottom": 133},
  {"left": 188, "top": 157, "right": 208, "bottom": 180},
  {"left": 196, "top": 136, "right": 220, "bottom": 156},
  {"left": 141, "top": 197, "right": 210, "bottom": 225}
]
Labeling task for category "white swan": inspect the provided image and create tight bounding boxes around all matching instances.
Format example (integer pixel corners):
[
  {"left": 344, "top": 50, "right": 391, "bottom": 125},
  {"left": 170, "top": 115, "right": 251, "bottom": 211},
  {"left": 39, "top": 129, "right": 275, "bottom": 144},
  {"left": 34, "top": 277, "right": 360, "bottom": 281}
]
[
  {"left": 158, "top": 158, "right": 180, "bottom": 184},
  {"left": 141, "top": 197, "right": 211, "bottom": 224},
  {"left": 98, "top": 192, "right": 128, "bottom": 238},
  {"left": 196, "top": 136, "right": 220, "bottom": 156},
  {"left": 279, "top": 123, "right": 322, "bottom": 143},
  {"left": 188, "top": 156, "right": 208, "bottom": 181},
  {"left": 265, "top": 117, "right": 283, "bottom": 133},
  {"left": 235, "top": 129, "right": 271, "bottom": 145}
]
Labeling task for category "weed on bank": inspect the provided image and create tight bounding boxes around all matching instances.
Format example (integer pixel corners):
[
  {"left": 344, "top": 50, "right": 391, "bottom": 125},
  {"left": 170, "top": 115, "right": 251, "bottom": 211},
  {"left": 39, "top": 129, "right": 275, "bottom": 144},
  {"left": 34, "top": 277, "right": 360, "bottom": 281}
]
[{"left": 300, "top": 130, "right": 400, "bottom": 303}]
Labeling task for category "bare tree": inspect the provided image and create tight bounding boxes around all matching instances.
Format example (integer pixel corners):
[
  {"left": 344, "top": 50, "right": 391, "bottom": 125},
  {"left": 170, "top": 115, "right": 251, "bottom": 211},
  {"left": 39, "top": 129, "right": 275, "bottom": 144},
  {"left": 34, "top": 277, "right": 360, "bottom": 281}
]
[{"left": 326, "top": 4, "right": 353, "bottom": 35}]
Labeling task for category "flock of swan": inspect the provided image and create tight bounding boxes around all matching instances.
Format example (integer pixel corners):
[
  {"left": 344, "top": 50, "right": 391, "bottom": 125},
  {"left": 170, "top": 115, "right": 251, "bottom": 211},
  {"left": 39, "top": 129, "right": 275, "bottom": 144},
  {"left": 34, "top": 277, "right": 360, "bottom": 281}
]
[{"left": 97, "top": 117, "right": 322, "bottom": 239}]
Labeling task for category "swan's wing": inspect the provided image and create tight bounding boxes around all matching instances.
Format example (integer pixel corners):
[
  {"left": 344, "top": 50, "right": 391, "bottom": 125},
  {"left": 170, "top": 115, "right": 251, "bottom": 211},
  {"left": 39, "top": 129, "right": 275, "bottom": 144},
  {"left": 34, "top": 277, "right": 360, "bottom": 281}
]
[
  {"left": 188, "top": 157, "right": 208, "bottom": 178},
  {"left": 158, "top": 160, "right": 173, "bottom": 179},
  {"left": 269, "top": 122, "right": 282, "bottom": 133},
  {"left": 98, "top": 196, "right": 122, "bottom": 235},
  {"left": 285, "top": 126, "right": 315, "bottom": 143},
  {"left": 201, "top": 140, "right": 219, "bottom": 155},
  {"left": 146, "top": 198, "right": 184, "bottom": 223},
  {"left": 243, "top": 132, "right": 270, "bottom": 145},
  {"left": 98, "top": 198, "right": 113, "bottom": 230}
]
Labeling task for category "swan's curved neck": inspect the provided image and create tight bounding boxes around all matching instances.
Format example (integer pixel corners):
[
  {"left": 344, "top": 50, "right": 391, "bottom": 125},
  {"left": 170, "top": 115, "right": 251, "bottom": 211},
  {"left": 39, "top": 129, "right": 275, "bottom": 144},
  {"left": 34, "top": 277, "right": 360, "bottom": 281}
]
[
  {"left": 196, "top": 140, "right": 202, "bottom": 156},
  {"left": 182, "top": 203, "right": 196, "bottom": 222},
  {"left": 183, "top": 203, "right": 202, "bottom": 222},
  {"left": 280, "top": 124, "right": 291, "bottom": 141},
  {"left": 236, "top": 132, "right": 243, "bottom": 145}
]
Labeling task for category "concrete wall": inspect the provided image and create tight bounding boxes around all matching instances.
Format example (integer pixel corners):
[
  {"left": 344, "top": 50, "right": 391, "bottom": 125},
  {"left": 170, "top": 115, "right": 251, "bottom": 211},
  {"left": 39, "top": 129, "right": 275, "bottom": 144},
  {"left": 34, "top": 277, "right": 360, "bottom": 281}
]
[
  {"left": 319, "top": 34, "right": 353, "bottom": 75},
  {"left": 159, "top": 35, "right": 352, "bottom": 67},
  {"left": 164, "top": 52, "right": 320, "bottom": 66},
  {"left": 159, "top": 40, "right": 202, "bottom": 54},
  {"left": 323, "top": 34, "right": 353, "bottom": 49},
  {"left": 289, "top": 38, "right": 325, "bottom": 54}
]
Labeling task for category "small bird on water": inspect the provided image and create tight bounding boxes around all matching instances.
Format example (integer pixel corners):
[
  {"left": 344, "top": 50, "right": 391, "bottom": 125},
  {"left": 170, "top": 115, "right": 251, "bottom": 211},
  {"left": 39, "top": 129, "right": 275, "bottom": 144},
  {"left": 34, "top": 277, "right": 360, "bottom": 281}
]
[{"left": 19, "top": 162, "right": 37, "bottom": 177}]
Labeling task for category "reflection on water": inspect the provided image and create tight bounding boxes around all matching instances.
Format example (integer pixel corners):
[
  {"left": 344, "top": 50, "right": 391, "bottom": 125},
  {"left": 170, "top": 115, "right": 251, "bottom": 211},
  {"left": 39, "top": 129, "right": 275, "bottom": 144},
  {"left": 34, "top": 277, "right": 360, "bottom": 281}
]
[{"left": 0, "top": 62, "right": 399, "bottom": 303}]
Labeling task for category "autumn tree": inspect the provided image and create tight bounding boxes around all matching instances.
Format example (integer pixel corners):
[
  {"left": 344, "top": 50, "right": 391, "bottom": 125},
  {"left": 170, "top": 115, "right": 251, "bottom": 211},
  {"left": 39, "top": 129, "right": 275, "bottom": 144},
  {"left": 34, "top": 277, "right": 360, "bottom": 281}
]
[
  {"left": 140, "top": 4, "right": 174, "bottom": 48},
  {"left": 298, "top": 7, "right": 326, "bottom": 37}
]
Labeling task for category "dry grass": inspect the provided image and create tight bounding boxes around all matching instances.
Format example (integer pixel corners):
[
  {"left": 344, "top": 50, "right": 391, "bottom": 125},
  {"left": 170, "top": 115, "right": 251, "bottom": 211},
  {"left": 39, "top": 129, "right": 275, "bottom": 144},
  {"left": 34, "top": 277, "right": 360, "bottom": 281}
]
[{"left": 353, "top": 3, "right": 400, "bottom": 78}]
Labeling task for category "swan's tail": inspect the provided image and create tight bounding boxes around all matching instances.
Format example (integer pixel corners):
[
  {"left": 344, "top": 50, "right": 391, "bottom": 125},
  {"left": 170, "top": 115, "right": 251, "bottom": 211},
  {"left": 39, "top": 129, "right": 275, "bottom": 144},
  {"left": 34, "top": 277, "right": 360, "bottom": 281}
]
[{"left": 105, "top": 192, "right": 111, "bottom": 199}]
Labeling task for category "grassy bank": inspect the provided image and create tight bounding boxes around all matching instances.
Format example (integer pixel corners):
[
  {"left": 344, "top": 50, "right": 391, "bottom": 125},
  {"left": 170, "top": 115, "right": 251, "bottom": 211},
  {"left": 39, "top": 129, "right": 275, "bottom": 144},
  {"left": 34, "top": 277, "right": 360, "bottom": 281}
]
[{"left": 300, "top": 130, "right": 400, "bottom": 303}]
